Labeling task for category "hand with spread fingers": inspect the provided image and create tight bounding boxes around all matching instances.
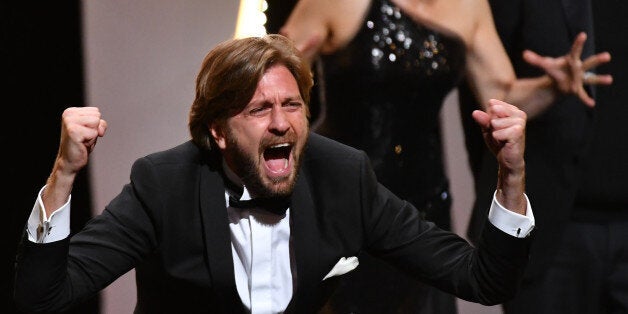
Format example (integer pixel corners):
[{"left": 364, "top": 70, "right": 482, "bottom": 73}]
[
  {"left": 472, "top": 99, "right": 527, "bottom": 215},
  {"left": 523, "top": 32, "right": 613, "bottom": 107}
]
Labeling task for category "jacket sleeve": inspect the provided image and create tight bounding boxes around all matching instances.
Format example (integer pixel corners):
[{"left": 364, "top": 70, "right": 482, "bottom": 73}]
[
  {"left": 14, "top": 157, "right": 160, "bottom": 313},
  {"left": 358, "top": 151, "right": 531, "bottom": 305}
]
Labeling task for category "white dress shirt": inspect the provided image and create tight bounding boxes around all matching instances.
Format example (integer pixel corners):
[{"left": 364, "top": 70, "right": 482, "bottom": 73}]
[{"left": 223, "top": 163, "right": 293, "bottom": 314}]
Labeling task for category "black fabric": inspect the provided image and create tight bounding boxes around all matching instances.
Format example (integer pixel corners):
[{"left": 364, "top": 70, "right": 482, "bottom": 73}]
[
  {"left": 14, "top": 134, "right": 532, "bottom": 313},
  {"left": 315, "top": 0, "right": 465, "bottom": 227},
  {"left": 503, "top": 220, "right": 628, "bottom": 314},
  {"left": 313, "top": 0, "right": 468, "bottom": 311},
  {"left": 574, "top": 0, "right": 628, "bottom": 211}
]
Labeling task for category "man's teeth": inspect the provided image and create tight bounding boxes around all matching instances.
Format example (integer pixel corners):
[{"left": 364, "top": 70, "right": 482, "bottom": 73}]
[{"left": 271, "top": 143, "right": 290, "bottom": 148}]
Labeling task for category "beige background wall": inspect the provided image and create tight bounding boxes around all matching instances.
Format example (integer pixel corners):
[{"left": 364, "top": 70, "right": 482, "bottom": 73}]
[
  {"left": 82, "top": 1, "right": 499, "bottom": 313},
  {"left": 82, "top": 1, "right": 239, "bottom": 313}
]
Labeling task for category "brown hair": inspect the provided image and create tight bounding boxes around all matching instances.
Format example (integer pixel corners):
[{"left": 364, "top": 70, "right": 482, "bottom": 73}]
[{"left": 189, "top": 34, "right": 313, "bottom": 151}]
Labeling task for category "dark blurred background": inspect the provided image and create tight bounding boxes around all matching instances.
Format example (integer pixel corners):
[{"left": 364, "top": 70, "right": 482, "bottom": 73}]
[{"left": 4, "top": 1, "right": 98, "bottom": 313}]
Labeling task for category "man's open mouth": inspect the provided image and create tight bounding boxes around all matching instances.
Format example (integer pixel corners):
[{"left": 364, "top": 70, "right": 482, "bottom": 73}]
[{"left": 263, "top": 143, "right": 293, "bottom": 174}]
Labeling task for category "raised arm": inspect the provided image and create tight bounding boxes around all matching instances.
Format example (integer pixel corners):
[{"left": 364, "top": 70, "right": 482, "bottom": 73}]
[
  {"left": 43, "top": 107, "right": 107, "bottom": 217},
  {"left": 472, "top": 99, "right": 527, "bottom": 214}
]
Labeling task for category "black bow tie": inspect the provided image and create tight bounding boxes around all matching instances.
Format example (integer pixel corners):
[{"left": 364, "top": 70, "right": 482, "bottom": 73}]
[{"left": 229, "top": 195, "right": 291, "bottom": 216}]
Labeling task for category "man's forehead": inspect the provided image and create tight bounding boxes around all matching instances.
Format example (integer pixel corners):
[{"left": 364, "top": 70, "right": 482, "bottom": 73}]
[{"left": 248, "top": 65, "right": 303, "bottom": 104}]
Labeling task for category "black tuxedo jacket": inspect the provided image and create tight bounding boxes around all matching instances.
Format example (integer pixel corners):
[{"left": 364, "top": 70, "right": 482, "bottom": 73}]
[
  {"left": 459, "top": 0, "right": 594, "bottom": 278},
  {"left": 15, "top": 134, "right": 530, "bottom": 313}
]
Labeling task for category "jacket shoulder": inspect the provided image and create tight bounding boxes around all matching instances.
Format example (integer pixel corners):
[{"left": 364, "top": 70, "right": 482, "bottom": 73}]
[
  {"left": 305, "top": 133, "right": 365, "bottom": 161},
  {"left": 128, "top": 141, "right": 218, "bottom": 186},
  {"left": 142, "top": 141, "right": 205, "bottom": 165},
  {"left": 301, "top": 133, "right": 371, "bottom": 182}
]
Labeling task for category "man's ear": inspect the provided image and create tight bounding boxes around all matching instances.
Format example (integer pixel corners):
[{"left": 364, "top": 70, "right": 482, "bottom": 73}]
[{"left": 210, "top": 123, "right": 227, "bottom": 150}]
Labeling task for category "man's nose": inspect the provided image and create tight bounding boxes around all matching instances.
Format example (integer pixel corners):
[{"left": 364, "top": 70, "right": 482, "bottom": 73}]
[{"left": 268, "top": 107, "right": 289, "bottom": 133}]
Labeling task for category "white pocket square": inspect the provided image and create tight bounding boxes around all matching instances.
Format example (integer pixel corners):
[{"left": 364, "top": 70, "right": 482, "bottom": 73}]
[{"left": 323, "top": 256, "right": 359, "bottom": 281}]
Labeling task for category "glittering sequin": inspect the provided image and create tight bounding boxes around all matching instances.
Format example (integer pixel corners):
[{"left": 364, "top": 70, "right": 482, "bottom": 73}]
[
  {"left": 364, "top": 1, "right": 456, "bottom": 73},
  {"left": 317, "top": 0, "right": 465, "bottom": 217}
]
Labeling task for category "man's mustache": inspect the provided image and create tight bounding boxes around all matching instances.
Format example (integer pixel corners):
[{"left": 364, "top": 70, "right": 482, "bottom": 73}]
[{"left": 259, "top": 131, "right": 298, "bottom": 151}]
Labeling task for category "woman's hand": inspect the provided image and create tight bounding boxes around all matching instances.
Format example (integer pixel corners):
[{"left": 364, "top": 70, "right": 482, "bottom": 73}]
[{"left": 523, "top": 32, "right": 613, "bottom": 107}]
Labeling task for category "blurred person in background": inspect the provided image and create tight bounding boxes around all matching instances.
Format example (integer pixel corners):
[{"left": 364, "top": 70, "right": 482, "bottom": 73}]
[
  {"left": 460, "top": 0, "right": 626, "bottom": 313},
  {"left": 280, "top": 0, "right": 610, "bottom": 312}
]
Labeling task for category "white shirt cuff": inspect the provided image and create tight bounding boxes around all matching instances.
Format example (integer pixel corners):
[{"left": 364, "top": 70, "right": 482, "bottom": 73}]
[
  {"left": 26, "top": 185, "right": 72, "bottom": 243},
  {"left": 488, "top": 191, "right": 535, "bottom": 238}
]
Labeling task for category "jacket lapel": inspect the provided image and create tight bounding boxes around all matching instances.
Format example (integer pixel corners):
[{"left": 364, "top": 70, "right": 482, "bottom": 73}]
[
  {"left": 285, "top": 168, "right": 323, "bottom": 310},
  {"left": 198, "top": 154, "right": 324, "bottom": 311},
  {"left": 199, "top": 162, "right": 243, "bottom": 312}
]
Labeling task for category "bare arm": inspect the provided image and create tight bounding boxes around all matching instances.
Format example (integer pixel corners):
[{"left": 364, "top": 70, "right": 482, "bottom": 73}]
[
  {"left": 280, "top": 0, "right": 372, "bottom": 64},
  {"left": 43, "top": 107, "right": 107, "bottom": 218},
  {"left": 279, "top": 0, "right": 332, "bottom": 63}
]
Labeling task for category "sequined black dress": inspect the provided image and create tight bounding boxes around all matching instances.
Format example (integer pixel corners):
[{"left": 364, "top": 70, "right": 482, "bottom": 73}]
[
  {"left": 314, "top": 0, "right": 466, "bottom": 313},
  {"left": 316, "top": 0, "right": 465, "bottom": 230}
]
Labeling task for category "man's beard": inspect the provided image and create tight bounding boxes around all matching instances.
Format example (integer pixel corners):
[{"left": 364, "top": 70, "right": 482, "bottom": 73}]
[{"left": 225, "top": 131, "right": 306, "bottom": 198}]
